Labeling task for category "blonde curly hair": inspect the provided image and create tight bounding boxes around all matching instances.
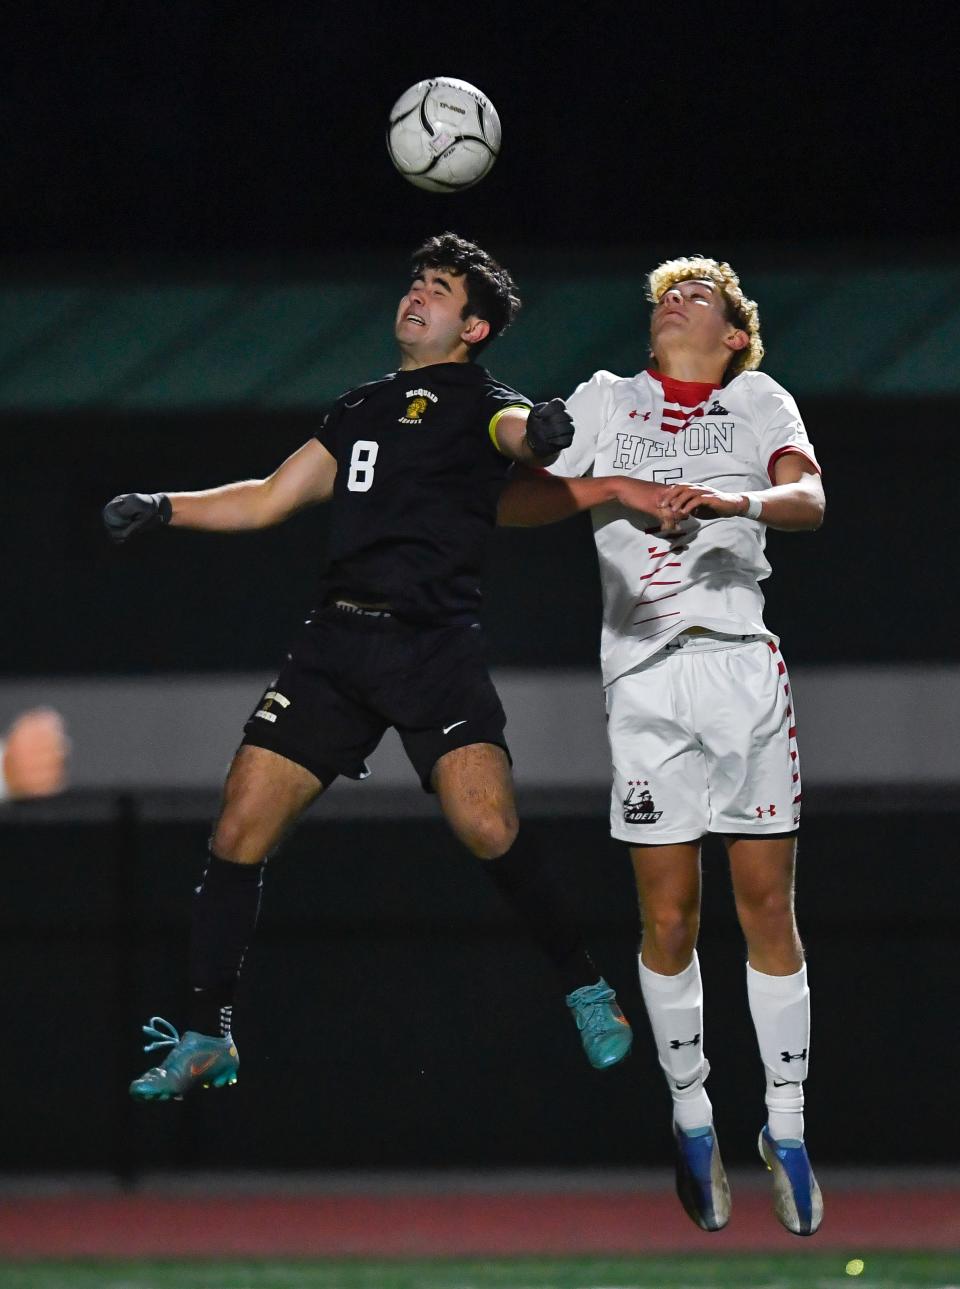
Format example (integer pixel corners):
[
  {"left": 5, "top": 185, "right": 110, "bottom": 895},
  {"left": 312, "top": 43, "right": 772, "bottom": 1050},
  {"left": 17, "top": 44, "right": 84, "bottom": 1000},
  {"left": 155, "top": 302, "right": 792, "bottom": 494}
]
[{"left": 646, "top": 255, "right": 763, "bottom": 379}]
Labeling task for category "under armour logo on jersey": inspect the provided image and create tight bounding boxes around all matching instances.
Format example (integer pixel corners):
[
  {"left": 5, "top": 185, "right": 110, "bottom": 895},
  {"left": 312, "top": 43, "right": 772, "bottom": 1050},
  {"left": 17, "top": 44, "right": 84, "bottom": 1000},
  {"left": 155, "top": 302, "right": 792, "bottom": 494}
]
[
  {"left": 628, "top": 409, "right": 652, "bottom": 421},
  {"left": 781, "top": 1048, "right": 808, "bottom": 1063},
  {"left": 755, "top": 803, "right": 777, "bottom": 818},
  {"left": 669, "top": 1033, "right": 701, "bottom": 1050}
]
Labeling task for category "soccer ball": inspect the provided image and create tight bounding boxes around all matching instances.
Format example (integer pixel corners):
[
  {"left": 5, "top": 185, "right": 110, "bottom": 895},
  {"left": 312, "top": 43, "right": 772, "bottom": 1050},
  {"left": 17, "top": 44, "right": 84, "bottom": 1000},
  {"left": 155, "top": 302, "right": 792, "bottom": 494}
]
[{"left": 387, "top": 77, "right": 500, "bottom": 193}]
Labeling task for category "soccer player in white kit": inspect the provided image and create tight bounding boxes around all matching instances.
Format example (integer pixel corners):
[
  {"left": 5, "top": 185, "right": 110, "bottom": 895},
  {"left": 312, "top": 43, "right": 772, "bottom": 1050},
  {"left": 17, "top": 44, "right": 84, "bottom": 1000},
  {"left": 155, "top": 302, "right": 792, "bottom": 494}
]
[{"left": 498, "top": 256, "right": 825, "bottom": 1236}]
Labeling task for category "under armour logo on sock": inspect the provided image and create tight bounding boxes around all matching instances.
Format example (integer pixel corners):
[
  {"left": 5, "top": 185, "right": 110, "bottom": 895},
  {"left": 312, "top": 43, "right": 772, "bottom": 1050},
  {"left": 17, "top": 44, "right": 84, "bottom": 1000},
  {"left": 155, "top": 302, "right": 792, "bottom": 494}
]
[
  {"left": 669, "top": 1033, "right": 701, "bottom": 1050},
  {"left": 780, "top": 1048, "right": 807, "bottom": 1063}
]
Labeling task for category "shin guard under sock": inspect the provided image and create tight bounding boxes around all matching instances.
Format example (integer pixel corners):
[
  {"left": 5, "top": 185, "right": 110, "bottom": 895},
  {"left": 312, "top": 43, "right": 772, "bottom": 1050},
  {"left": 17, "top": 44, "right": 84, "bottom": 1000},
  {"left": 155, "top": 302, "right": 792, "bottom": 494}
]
[
  {"left": 481, "top": 831, "right": 597, "bottom": 994},
  {"left": 747, "top": 960, "right": 810, "bottom": 1141},
  {"left": 188, "top": 852, "right": 265, "bottom": 1036}
]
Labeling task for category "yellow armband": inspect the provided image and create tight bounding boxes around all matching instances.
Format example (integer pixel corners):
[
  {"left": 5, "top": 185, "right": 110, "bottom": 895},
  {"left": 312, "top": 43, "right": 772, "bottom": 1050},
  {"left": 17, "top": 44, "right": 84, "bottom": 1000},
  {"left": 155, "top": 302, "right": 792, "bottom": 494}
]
[{"left": 488, "top": 404, "right": 530, "bottom": 455}]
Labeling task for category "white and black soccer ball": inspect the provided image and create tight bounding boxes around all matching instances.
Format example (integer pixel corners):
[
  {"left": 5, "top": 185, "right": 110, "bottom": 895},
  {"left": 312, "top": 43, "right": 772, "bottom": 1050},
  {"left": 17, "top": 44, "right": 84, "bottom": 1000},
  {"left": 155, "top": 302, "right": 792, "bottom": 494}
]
[{"left": 386, "top": 77, "right": 500, "bottom": 193}]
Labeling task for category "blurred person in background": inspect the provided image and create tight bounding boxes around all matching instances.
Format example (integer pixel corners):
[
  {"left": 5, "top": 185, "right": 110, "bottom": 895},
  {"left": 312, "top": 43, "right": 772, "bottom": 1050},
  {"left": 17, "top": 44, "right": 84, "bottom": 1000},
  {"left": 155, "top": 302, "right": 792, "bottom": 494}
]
[
  {"left": 499, "top": 255, "right": 825, "bottom": 1237},
  {"left": 0, "top": 708, "right": 69, "bottom": 802}
]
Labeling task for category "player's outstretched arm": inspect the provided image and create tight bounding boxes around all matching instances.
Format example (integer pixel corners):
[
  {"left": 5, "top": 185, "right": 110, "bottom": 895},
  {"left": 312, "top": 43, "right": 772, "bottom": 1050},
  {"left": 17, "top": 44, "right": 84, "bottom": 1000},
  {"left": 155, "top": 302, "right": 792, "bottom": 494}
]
[
  {"left": 103, "top": 440, "right": 338, "bottom": 542},
  {"left": 498, "top": 468, "right": 667, "bottom": 528}
]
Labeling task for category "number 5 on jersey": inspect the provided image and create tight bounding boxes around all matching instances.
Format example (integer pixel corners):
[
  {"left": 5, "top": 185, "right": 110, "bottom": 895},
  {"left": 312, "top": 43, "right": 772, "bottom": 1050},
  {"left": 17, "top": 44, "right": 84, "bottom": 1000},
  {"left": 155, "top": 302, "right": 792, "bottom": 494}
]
[{"left": 347, "top": 440, "right": 379, "bottom": 492}]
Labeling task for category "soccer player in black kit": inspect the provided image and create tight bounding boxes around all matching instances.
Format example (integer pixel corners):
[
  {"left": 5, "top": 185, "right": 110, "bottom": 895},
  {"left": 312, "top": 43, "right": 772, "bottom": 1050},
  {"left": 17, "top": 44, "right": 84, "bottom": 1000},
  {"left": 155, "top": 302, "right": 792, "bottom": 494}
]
[{"left": 104, "top": 233, "right": 633, "bottom": 1100}]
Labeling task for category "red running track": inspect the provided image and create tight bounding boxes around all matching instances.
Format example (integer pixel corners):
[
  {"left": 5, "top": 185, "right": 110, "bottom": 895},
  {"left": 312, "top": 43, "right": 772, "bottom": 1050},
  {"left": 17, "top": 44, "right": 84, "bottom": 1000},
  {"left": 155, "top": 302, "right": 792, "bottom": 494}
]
[{"left": 2, "top": 1186, "right": 959, "bottom": 1258}]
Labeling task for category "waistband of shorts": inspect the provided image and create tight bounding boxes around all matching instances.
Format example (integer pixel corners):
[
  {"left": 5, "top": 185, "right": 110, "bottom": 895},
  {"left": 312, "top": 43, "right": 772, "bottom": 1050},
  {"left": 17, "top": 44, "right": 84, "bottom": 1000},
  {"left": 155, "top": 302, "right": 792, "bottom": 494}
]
[
  {"left": 314, "top": 599, "right": 404, "bottom": 631},
  {"left": 331, "top": 598, "right": 394, "bottom": 619},
  {"left": 313, "top": 601, "right": 481, "bottom": 632},
  {"left": 663, "top": 630, "right": 769, "bottom": 652}
]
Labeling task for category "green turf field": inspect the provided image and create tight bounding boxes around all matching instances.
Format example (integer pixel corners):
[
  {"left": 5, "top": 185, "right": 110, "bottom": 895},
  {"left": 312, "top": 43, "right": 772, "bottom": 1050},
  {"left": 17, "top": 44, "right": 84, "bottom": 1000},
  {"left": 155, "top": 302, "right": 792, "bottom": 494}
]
[{"left": 0, "top": 1255, "right": 958, "bottom": 1289}]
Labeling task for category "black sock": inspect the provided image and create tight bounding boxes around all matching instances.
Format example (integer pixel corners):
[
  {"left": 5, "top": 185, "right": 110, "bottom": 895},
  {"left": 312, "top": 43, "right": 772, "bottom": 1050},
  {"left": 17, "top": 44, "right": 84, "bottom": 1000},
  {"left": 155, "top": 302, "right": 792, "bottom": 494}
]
[
  {"left": 188, "top": 851, "right": 265, "bottom": 1036},
  {"left": 480, "top": 830, "right": 598, "bottom": 995}
]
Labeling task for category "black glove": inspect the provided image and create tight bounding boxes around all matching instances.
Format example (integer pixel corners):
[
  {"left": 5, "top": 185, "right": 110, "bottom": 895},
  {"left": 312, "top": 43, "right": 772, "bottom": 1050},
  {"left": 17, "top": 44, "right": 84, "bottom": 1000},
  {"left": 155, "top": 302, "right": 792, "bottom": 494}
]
[
  {"left": 524, "top": 397, "right": 575, "bottom": 458},
  {"left": 102, "top": 492, "right": 172, "bottom": 544}
]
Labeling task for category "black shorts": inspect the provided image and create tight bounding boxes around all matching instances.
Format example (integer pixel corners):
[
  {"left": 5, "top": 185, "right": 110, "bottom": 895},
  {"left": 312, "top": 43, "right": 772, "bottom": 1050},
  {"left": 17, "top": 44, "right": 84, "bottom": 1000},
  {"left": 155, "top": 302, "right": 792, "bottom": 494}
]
[{"left": 241, "top": 605, "right": 509, "bottom": 792}]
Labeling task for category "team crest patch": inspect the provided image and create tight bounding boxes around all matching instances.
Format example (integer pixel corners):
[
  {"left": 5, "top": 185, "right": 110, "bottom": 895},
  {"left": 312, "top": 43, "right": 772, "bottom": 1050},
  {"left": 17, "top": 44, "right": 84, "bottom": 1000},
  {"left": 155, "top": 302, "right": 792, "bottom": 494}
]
[
  {"left": 399, "top": 387, "right": 439, "bottom": 425},
  {"left": 254, "top": 689, "right": 290, "bottom": 724},
  {"left": 623, "top": 779, "right": 663, "bottom": 824}
]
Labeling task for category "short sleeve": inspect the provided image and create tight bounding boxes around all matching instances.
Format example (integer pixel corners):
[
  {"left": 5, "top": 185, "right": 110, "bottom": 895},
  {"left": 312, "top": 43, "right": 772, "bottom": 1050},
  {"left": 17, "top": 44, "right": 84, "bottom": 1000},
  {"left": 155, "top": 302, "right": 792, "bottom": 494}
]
[
  {"left": 315, "top": 400, "right": 345, "bottom": 457},
  {"left": 480, "top": 377, "right": 532, "bottom": 454},
  {"left": 751, "top": 374, "right": 820, "bottom": 483},
  {"left": 546, "top": 371, "right": 609, "bottom": 479}
]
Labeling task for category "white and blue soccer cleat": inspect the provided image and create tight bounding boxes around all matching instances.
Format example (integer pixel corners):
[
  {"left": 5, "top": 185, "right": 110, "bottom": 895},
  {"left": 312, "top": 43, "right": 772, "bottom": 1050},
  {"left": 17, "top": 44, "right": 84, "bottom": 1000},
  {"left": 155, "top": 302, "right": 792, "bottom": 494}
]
[
  {"left": 673, "top": 1123, "right": 731, "bottom": 1231},
  {"left": 758, "top": 1125, "right": 823, "bottom": 1235}
]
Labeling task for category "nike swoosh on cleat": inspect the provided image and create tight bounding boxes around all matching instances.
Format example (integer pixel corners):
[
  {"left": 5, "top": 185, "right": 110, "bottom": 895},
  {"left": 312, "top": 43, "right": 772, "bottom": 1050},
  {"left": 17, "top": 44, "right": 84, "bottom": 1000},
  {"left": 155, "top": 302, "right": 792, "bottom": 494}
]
[
  {"left": 189, "top": 1055, "right": 219, "bottom": 1078},
  {"left": 674, "top": 1078, "right": 697, "bottom": 1090},
  {"left": 442, "top": 720, "right": 467, "bottom": 735}
]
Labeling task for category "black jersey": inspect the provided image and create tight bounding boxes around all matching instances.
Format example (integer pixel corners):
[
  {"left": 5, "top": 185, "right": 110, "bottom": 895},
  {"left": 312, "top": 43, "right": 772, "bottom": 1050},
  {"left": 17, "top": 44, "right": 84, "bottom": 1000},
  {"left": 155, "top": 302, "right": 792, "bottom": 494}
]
[{"left": 314, "top": 361, "right": 531, "bottom": 625}]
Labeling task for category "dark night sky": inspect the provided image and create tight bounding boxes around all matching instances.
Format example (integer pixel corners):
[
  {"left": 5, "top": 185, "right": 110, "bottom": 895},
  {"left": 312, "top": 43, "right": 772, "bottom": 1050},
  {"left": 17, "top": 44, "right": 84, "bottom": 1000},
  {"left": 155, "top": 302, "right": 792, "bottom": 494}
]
[{"left": 2, "top": 0, "right": 956, "bottom": 259}]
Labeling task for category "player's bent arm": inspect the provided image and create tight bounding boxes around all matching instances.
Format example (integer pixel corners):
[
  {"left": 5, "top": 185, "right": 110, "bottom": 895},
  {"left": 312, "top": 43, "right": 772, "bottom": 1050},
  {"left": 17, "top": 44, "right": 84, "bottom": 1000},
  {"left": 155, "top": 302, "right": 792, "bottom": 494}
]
[
  {"left": 658, "top": 454, "right": 824, "bottom": 532},
  {"left": 169, "top": 440, "right": 338, "bottom": 531},
  {"left": 755, "top": 455, "right": 825, "bottom": 530},
  {"left": 491, "top": 410, "right": 558, "bottom": 466},
  {"left": 497, "top": 468, "right": 666, "bottom": 527}
]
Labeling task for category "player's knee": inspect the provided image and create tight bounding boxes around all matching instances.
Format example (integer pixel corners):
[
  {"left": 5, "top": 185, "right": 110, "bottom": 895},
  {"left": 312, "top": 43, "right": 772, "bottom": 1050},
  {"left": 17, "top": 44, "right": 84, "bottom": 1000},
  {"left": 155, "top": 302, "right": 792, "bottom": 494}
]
[
  {"left": 641, "top": 907, "right": 699, "bottom": 962},
  {"left": 460, "top": 811, "right": 518, "bottom": 860},
  {"left": 211, "top": 809, "right": 268, "bottom": 864},
  {"left": 737, "top": 889, "right": 796, "bottom": 935}
]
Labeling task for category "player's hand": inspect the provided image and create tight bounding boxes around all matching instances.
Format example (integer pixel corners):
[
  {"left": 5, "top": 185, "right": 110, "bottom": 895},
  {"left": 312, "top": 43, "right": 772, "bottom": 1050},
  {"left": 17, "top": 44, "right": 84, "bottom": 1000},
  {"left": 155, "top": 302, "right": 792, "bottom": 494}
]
[
  {"left": 102, "top": 492, "right": 172, "bottom": 543},
  {"left": 657, "top": 483, "right": 747, "bottom": 524},
  {"left": 2, "top": 708, "right": 69, "bottom": 798},
  {"left": 524, "top": 398, "right": 575, "bottom": 458},
  {"left": 613, "top": 477, "right": 670, "bottom": 519}
]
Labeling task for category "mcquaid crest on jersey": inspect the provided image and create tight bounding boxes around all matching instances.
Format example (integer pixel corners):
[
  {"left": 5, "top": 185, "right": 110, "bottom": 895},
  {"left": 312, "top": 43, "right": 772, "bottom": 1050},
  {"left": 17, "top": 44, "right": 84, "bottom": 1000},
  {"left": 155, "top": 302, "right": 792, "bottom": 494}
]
[{"left": 399, "top": 387, "right": 439, "bottom": 425}]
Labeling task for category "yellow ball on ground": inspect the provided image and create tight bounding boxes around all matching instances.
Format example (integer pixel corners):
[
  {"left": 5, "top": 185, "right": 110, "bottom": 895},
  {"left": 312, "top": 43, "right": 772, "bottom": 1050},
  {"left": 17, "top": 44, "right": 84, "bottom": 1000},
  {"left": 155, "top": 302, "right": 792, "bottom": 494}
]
[{"left": 845, "top": 1258, "right": 865, "bottom": 1276}]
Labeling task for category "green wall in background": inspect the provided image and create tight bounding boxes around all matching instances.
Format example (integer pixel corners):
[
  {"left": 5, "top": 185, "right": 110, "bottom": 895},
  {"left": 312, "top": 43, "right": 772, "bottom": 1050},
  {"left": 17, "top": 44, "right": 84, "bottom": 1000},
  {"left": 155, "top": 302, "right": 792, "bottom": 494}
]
[{"left": 1, "top": 257, "right": 955, "bottom": 408}]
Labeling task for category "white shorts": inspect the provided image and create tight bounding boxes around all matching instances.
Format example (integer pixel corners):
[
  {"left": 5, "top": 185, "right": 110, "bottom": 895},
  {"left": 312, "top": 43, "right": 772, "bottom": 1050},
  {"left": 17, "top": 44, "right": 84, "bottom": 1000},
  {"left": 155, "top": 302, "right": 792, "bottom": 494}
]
[{"left": 606, "top": 635, "right": 801, "bottom": 844}]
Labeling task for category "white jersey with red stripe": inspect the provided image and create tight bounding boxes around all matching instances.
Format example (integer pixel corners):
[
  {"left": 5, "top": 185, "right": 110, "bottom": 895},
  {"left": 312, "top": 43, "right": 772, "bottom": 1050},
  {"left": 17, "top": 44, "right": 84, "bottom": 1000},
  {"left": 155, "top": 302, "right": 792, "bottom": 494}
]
[{"left": 548, "top": 366, "right": 819, "bottom": 686}]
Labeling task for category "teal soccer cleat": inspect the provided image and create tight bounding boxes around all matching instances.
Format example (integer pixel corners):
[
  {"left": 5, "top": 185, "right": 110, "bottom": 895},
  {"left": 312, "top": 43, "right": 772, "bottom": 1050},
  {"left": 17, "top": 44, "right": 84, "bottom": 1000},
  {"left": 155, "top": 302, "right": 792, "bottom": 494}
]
[
  {"left": 759, "top": 1126, "right": 823, "bottom": 1235},
  {"left": 565, "top": 977, "right": 633, "bottom": 1069},
  {"left": 129, "top": 1016, "right": 239, "bottom": 1102},
  {"left": 674, "top": 1123, "right": 731, "bottom": 1231}
]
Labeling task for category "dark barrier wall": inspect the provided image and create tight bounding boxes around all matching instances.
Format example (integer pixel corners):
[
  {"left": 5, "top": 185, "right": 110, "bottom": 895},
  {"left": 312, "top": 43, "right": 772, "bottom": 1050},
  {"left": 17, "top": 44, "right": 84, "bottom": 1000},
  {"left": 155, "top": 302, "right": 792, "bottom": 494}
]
[
  {"left": 2, "top": 801, "right": 956, "bottom": 1174},
  {"left": 5, "top": 399, "right": 960, "bottom": 675}
]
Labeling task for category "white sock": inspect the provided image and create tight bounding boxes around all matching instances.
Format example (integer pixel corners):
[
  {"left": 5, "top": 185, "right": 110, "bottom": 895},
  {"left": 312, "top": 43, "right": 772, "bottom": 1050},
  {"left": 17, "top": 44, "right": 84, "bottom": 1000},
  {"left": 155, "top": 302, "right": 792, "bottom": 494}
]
[
  {"left": 638, "top": 952, "right": 712, "bottom": 1132},
  {"left": 746, "top": 961, "right": 809, "bottom": 1142}
]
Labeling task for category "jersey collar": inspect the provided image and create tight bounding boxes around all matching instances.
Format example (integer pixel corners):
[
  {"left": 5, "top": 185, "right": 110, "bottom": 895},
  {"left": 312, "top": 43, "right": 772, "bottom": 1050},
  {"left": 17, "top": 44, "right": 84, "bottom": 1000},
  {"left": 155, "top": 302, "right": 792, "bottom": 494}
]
[{"left": 646, "top": 367, "right": 717, "bottom": 406}]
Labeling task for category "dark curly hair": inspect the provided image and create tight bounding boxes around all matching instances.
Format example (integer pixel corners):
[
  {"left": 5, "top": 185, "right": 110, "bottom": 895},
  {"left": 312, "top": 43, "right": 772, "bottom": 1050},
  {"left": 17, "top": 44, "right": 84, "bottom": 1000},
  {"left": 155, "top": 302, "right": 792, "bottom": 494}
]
[{"left": 410, "top": 231, "right": 521, "bottom": 357}]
